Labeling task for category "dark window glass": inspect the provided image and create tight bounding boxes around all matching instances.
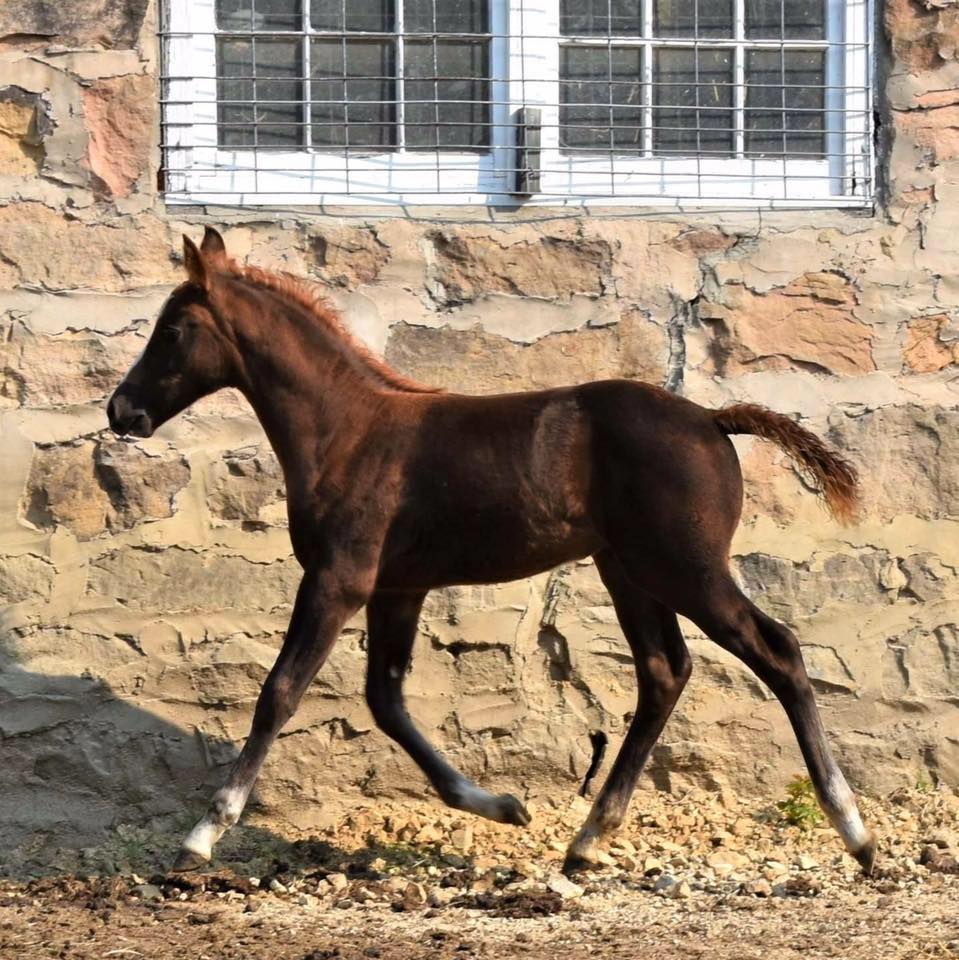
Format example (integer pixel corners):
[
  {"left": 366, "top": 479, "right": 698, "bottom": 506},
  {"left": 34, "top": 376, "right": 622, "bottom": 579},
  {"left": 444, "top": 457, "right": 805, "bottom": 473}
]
[
  {"left": 311, "top": 39, "right": 396, "bottom": 147},
  {"left": 405, "top": 40, "right": 489, "bottom": 148},
  {"left": 745, "top": 49, "right": 825, "bottom": 156},
  {"left": 217, "top": 37, "right": 303, "bottom": 147},
  {"left": 746, "top": 0, "right": 825, "bottom": 39},
  {"left": 653, "top": 48, "right": 734, "bottom": 155},
  {"left": 560, "top": 46, "right": 644, "bottom": 153},
  {"left": 560, "top": 0, "right": 642, "bottom": 36},
  {"left": 405, "top": 0, "right": 488, "bottom": 34},
  {"left": 654, "top": 0, "right": 734, "bottom": 38},
  {"left": 310, "top": 0, "right": 392, "bottom": 31},
  {"left": 217, "top": 0, "right": 302, "bottom": 31}
]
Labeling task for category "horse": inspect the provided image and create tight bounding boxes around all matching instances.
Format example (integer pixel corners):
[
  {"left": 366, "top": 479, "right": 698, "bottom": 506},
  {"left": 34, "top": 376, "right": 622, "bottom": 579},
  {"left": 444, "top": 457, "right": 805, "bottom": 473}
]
[{"left": 107, "top": 227, "right": 876, "bottom": 876}]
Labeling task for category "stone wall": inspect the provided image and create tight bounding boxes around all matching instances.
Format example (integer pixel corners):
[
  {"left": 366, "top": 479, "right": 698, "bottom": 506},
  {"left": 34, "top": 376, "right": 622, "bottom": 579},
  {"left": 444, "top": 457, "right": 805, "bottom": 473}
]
[{"left": 1, "top": 0, "right": 958, "bottom": 856}]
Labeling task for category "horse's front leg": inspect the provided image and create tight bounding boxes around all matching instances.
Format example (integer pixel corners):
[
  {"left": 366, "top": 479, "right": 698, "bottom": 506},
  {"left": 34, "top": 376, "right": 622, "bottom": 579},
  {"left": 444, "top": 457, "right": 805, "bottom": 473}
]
[{"left": 172, "top": 567, "right": 370, "bottom": 871}]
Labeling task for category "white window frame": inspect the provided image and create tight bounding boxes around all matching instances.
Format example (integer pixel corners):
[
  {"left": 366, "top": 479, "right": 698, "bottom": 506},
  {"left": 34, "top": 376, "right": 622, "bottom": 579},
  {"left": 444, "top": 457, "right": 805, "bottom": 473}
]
[{"left": 161, "top": 0, "right": 873, "bottom": 208}]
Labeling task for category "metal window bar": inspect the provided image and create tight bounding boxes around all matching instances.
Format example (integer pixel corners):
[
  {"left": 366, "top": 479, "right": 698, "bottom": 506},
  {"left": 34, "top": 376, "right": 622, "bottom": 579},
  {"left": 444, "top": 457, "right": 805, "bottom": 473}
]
[{"left": 158, "top": 0, "right": 873, "bottom": 207}]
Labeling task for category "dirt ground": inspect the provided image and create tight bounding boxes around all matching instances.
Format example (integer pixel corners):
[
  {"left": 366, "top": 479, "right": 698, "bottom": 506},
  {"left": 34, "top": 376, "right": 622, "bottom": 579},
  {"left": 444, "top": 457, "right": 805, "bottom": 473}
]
[{"left": 1, "top": 785, "right": 957, "bottom": 960}]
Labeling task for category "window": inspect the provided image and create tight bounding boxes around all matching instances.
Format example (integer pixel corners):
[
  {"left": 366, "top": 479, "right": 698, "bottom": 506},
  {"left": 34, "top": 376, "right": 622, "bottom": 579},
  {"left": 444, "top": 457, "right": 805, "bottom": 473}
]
[{"left": 161, "top": 0, "right": 873, "bottom": 207}]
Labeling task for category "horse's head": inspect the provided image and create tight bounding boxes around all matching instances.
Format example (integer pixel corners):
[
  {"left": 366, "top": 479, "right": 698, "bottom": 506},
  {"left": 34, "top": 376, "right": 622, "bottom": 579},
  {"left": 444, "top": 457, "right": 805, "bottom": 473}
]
[{"left": 108, "top": 227, "right": 238, "bottom": 438}]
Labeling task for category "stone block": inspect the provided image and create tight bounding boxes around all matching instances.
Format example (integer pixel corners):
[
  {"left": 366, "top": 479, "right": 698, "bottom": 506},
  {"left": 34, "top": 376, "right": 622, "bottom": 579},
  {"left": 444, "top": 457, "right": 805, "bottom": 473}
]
[
  {"left": 698, "top": 273, "right": 874, "bottom": 376},
  {"left": 425, "top": 228, "right": 612, "bottom": 305},
  {"left": 384, "top": 311, "right": 668, "bottom": 393},
  {"left": 82, "top": 74, "right": 154, "bottom": 199},
  {"left": 86, "top": 547, "right": 301, "bottom": 614},
  {"left": 23, "top": 440, "right": 190, "bottom": 539},
  {"left": 207, "top": 447, "right": 286, "bottom": 526},
  {"left": 0, "top": 0, "right": 150, "bottom": 50},
  {"left": 0, "top": 86, "right": 47, "bottom": 176}
]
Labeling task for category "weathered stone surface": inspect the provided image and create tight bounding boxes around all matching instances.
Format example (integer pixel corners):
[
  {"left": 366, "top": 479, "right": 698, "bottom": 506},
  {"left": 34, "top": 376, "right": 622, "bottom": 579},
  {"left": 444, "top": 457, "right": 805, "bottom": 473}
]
[
  {"left": 82, "top": 74, "right": 153, "bottom": 198},
  {"left": 425, "top": 228, "right": 612, "bottom": 305},
  {"left": 309, "top": 226, "right": 391, "bottom": 289},
  {"left": 903, "top": 313, "right": 959, "bottom": 371},
  {"left": 87, "top": 548, "right": 301, "bottom": 614},
  {"left": 385, "top": 311, "right": 668, "bottom": 392},
  {"left": 23, "top": 441, "right": 110, "bottom": 539},
  {"left": 93, "top": 442, "right": 191, "bottom": 528},
  {"left": 0, "top": 553, "right": 54, "bottom": 606},
  {"left": 0, "top": 87, "right": 46, "bottom": 176},
  {"left": 0, "top": 323, "right": 145, "bottom": 408},
  {"left": 885, "top": 0, "right": 959, "bottom": 72},
  {"left": 0, "top": 205, "right": 176, "bottom": 291},
  {"left": 24, "top": 440, "right": 190, "bottom": 539},
  {"left": 0, "top": 0, "right": 150, "bottom": 49},
  {"left": 829, "top": 405, "right": 959, "bottom": 521},
  {"left": 207, "top": 447, "right": 286, "bottom": 527},
  {"left": 896, "top": 102, "right": 959, "bottom": 163},
  {"left": 698, "top": 273, "right": 874, "bottom": 376}
]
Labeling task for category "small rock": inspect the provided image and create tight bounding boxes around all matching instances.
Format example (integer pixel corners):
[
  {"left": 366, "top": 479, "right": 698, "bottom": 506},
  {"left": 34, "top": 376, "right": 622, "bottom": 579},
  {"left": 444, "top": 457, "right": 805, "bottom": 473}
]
[
  {"left": 731, "top": 818, "right": 754, "bottom": 837},
  {"left": 643, "top": 856, "right": 664, "bottom": 876},
  {"left": 795, "top": 854, "right": 819, "bottom": 871},
  {"left": 743, "top": 879, "right": 773, "bottom": 897},
  {"left": 922, "top": 831, "right": 957, "bottom": 851},
  {"left": 415, "top": 824, "right": 444, "bottom": 844},
  {"left": 450, "top": 825, "right": 473, "bottom": 854},
  {"left": 653, "top": 874, "right": 677, "bottom": 893},
  {"left": 668, "top": 880, "right": 692, "bottom": 899},
  {"left": 268, "top": 878, "right": 288, "bottom": 895},
  {"left": 403, "top": 881, "right": 428, "bottom": 906},
  {"left": 133, "top": 884, "right": 163, "bottom": 902},
  {"left": 546, "top": 874, "right": 584, "bottom": 900},
  {"left": 327, "top": 873, "right": 349, "bottom": 893},
  {"left": 706, "top": 850, "right": 750, "bottom": 875},
  {"left": 920, "top": 846, "right": 959, "bottom": 875}
]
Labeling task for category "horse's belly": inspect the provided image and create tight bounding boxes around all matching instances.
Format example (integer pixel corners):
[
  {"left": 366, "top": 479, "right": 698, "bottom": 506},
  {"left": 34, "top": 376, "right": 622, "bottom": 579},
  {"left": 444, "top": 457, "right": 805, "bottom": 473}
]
[{"left": 377, "top": 516, "right": 600, "bottom": 590}]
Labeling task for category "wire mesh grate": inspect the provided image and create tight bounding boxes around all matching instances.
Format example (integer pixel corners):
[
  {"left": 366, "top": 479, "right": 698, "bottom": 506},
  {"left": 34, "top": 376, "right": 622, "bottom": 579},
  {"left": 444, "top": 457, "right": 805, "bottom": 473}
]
[{"left": 159, "top": 0, "right": 874, "bottom": 207}]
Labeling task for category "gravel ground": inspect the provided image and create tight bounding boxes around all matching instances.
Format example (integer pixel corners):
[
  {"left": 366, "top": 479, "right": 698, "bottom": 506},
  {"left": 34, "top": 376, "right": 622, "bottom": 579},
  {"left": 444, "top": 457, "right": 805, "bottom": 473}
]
[{"left": 1, "top": 785, "right": 957, "bottom": 960}]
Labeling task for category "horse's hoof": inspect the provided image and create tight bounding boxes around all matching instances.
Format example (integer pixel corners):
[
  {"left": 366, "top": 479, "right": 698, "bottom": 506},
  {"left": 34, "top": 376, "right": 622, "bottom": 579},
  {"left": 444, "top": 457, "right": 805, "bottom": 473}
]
[
  {"left": 854, "top": 834, "right": 877, "bottom": 876},
  {"left": 561, "top": 850, "right": 596, "bottom": 877},
  {"left": 496, "top": 794, "right": 531, "bottom": 827},
  {"left": 171, "top": 847, "right": 210, "bottom": 873}
]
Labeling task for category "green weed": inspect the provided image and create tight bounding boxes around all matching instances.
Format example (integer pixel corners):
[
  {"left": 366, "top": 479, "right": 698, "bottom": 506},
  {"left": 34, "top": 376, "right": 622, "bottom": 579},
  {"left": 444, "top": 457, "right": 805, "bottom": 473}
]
[{"left": 776, "top": 775, "right": 824, "bottom": 831}]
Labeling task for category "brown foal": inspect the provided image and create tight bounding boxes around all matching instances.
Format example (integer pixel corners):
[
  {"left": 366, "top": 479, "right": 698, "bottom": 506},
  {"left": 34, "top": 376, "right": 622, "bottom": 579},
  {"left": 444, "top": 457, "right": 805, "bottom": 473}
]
[{"left": 107, "top": 228, "right": 876, "bottom": 876}]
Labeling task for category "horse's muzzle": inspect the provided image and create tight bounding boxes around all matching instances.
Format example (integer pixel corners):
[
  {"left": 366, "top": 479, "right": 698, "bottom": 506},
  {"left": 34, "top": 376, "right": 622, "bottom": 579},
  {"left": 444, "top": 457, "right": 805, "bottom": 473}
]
[{"left": 107, "top": 393, "right": 154, "bottom": 438}]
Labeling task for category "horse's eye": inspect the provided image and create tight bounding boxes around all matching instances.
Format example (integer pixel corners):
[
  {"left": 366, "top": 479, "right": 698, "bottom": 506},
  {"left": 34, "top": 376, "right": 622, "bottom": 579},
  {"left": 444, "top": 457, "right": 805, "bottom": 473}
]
[{"left": 161, "top": 325, "right": 182, "bottom": 343}]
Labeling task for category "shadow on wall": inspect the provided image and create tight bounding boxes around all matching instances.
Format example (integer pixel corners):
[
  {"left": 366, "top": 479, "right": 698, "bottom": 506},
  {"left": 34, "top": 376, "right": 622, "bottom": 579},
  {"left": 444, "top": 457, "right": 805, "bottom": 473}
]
[{"left": 0, "top": 664, "right": 268, "bottom": 877}]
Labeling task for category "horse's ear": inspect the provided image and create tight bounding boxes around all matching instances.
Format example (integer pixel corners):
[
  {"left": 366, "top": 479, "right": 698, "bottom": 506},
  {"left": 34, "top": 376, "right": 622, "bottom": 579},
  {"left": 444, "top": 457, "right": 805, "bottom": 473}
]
[
  {"left": 200, "top": 225, "right": 227, "bottom": 261},
  {"left": 182, "top": 234, "right": 211, "bottom": 291}
]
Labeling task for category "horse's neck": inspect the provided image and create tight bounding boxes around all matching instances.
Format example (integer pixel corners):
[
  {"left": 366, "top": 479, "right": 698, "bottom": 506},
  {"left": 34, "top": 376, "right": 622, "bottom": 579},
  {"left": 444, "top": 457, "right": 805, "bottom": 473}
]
[{"left": 233, "top": 301, "right": 380, "bottom": 492}]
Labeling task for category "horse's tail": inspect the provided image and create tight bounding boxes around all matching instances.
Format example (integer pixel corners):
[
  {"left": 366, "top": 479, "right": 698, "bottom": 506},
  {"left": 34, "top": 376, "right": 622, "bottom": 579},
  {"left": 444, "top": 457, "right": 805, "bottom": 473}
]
[{"left": 713, "top": 403, "right": 860, "bottom": 526}]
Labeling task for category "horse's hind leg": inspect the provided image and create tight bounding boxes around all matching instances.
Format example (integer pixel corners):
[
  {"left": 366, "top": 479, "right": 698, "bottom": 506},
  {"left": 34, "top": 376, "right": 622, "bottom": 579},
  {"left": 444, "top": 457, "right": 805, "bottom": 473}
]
[
  {"left": 689, "top": 576, "right": 876, "bottom": 873},
  {"left": 365, "top": 591, "right": 530, "bottom": 826},
  {"left": 564, "top": 550, "right": 692, "bottom": 875}
]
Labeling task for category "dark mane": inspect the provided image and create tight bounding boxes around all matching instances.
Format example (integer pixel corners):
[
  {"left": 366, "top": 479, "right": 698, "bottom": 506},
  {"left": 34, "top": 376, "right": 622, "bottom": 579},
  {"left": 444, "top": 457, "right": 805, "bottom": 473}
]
[{"left": 221, "top": 258, "right": 441, "bottom": 395}]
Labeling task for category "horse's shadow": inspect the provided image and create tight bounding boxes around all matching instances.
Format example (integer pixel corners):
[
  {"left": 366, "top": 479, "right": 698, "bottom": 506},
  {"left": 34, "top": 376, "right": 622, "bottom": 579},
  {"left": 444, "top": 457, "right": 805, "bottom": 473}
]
[
  {"left": 0, "top": 665, "right": 226, "bottom": 877},
  {"left": 0, "top": 666, "right": 472, "bottom": 883}
]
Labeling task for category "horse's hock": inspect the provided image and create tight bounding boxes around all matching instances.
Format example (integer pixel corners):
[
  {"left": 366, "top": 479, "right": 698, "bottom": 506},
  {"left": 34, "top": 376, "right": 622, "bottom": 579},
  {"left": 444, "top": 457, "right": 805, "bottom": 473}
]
[{"left": 1, "top": 0, "right": 959, "bottom": 854}]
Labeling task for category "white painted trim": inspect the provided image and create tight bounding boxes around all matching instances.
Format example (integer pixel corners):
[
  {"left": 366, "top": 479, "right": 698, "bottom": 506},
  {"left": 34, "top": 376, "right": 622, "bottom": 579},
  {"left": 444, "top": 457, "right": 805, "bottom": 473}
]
[{"left": 161, "top": 0, "right": 874, "bottom": 208}]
